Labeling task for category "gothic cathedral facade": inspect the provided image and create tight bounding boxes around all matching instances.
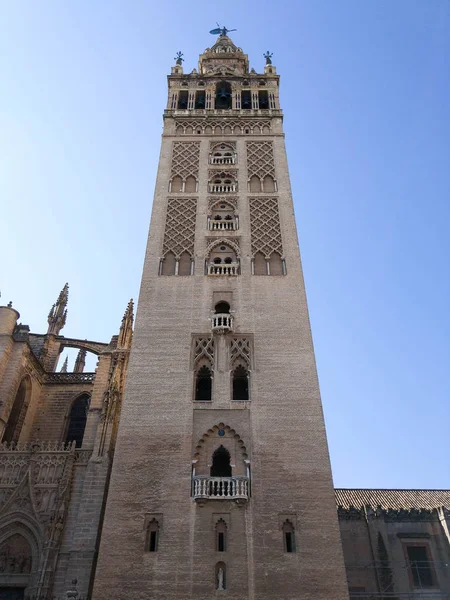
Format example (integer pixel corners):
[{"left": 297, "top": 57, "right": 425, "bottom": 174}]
[{"left": 92, "top": 33, "right": 349, "bottom": 600}]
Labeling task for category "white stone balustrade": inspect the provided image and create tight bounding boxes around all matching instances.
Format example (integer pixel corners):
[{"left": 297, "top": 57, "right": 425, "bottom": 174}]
[
  {"left": 211, "top": 156, "right": 235, "bottom": 165},
  {"left": 211, "top": 314, "right": 233, "bottom": 333},
  {"left": 209, "top": 184, "right": 237, "bottom": 193},
  {"left": 209, "top": 220, "right": 236, "bottom": 231},
  {"left": 193, "top": 476, "right": 249, "bottom": 501},
  {"left": 208, "top": 263, "right": 239, "bottom": 276}
]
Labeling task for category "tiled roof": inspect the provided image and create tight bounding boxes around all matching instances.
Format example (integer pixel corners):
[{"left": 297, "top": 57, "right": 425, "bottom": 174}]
[{"left": 335, "top": 489, "right": 450, "bottom": 510}]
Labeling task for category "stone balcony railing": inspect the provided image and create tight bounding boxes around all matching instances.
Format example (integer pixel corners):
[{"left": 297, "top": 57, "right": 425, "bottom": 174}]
[
  {"left": 193, "top": 476, "right": 249, "bottom": 501},
  {"left": 211, "top": 314, "right": 233, "bottom": 334},
  {"left": 209, "top": 220, "right": 236, "bottom": 231},
  {"left": 209, "top": 183, "right": 237, "bottom": 193},
  {"left": 208, "top": 263, "right": 239, "bottom": 277},
  {"left": 45, "top": 372, "right": 95, "bottom": 384},
  {"left": 210, "top": 156, "right": 235, "bottom": 165}
]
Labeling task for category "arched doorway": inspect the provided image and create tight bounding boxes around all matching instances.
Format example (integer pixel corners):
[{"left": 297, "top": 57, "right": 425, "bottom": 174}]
[{"left": 210, "top": 446, "right": 232, "bottom": 477}]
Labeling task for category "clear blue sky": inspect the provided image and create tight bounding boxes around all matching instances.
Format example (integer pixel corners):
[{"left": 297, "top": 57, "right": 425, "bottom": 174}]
[{"left": 1, "top": 1, "right": 449, "bottom": 489}]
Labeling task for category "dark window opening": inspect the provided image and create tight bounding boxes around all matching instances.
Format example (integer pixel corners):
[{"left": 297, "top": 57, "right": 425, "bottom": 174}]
[
  {"left": 232, "top": 366, "right": 249, "bottom": 400},
  {"left": 216, "top": 81, "right": 232, "bottom": 109},
  {"left": 258, "top": 90, "right": 269, "bottom": 108},
  {"left": 285, "top": 532, "right": 294, "bottom": 553},
  {"left": 65, "top": 394, "right": 90, "bottom": 448},
  {"left": 282, "top": 521, "right": 296, "bottom": 553},
  {"left": 213, "top": 257, "right": 222, "bottom": 264},
  {"left": 407, "top": 546, "right": 434, "bottom": 588},
  {"left": 210, "top": 445, "right": 231, "bottom": 477},
  {"left": 218, "top": 532, "right": 225, "bottom": 552},
  {"left": 195, "top": 366, "right": 212, "bottom": 401},
  {"left": 195, "top": 91, "right": 205, "bottom": 109},
  {"left": 178, "top": 90, "right": 188, "bottom": 109},
  {"left": 224, "top": 257, "right": 233, "bottom": 264},
  {"left": 241, "top": 90, "right": 252, "bottom": 109},
  {"left": 149, "top": 531, "right": 158, "bottom": 552},
  {"left": 215, "top": 301, "right": 230, "bottom": 314}
]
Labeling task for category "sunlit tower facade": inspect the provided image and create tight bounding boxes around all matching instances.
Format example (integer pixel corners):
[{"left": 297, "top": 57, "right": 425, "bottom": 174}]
[{"left": 93, "top": 29, "right": 349, "bottom": 600}]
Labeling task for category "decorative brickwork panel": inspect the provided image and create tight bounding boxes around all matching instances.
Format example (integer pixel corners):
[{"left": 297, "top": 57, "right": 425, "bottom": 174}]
[
  {"left": 171, "top": 142, "right": 200, "bottom": 180},
  {"left": 229, "top": 337, "right": 252, "bottom": 369},
  {"left": 192, "top": 337, "right": 215, "bottom": 369},
  {"left": 246, "top": 141, "right": 275, "bottom": 180},
  {"left": 162, "top": 198, "right": 197, "bottom": 258},
  {"left": 249, "top": 197, "right": 283, "bottom": 258},
  {"left": 175, "top": 120, "right": 271, "bottom": 135}
]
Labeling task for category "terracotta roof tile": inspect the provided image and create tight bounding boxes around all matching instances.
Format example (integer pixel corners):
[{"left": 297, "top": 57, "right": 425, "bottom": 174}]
[{"left": 335, "top": 488, "right": 450, "bottom": 510}]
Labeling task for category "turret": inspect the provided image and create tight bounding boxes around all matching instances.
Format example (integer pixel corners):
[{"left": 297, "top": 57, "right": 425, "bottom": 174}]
[{"left": 0, "top": 303, "right": 20, "bottom": 335}]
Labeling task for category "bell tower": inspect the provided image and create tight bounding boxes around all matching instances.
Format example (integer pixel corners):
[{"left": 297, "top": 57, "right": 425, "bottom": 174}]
[{"left": 93, "top": 29, "right": 349, "bottom": 600}]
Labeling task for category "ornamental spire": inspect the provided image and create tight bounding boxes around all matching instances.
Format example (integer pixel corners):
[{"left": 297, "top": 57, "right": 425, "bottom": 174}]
[
  {"left": 117, "top": 299, "right": 134, "bottom": 349},
  {"left": 74, "top": 348, "right": 86, "bottom": 373},
  {"left": 47, "top": 283, "right": 69, "bottom": 335},
  {"left": 60, "top": 356, "right": 68, "bottom": 373}
]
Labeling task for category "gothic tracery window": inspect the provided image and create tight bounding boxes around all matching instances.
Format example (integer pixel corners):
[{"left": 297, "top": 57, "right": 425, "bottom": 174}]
[{"left": 65, "top": 393, "right": 90, "bottom": 448}]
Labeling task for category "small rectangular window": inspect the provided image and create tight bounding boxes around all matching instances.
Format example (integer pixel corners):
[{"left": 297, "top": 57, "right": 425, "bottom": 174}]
[
  {"left": 149, "top": 530, "right": 158, "bottom": 552},
  {"left": 218, "top": 532, "right": 225, "bottom": 552},
  {"left": 407, "top": 545, "right": 434, "bottom": 588},
  {"left": 285, "top": 531, "right": 295, "bottom": 553}
]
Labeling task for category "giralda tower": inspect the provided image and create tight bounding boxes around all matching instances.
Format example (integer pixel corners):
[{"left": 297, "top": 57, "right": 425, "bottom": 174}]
[{"left": 93, "top": 30, "right": 349, "bottom": 600}]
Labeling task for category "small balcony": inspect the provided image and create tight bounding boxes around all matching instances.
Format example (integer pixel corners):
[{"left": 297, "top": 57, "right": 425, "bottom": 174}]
[
  {"left": 193, "top": 476, "right": 249, "bottom": 501},
  {"left": 209, "top": 219, "right": 237, "bottom": 231},
  {"left": 209, "top": 183, "right": 237, "bottom": 193},
  {"left": 208, "top": 263, "right": 239, "bottom": 277},
  {"left": 211, "top": 314, "right": 233, "bottom": 334},
  {"left": 211, "top": 156, "right": 235, "bottom": 165}
]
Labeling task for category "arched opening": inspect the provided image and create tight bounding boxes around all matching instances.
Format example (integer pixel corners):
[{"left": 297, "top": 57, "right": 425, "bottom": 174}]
[
  {"left": 195, "top": 366, "right": 212, "bottom": 401},
  {"left": 215, "top": 302, "right": 230, "bottom": 314},
  {"left": 3, "top": 376, "right": 31, "bottom": 445},
  {"left": 178, "top": 251, "right": 191, "bottom": 276},
  {"left": 263, "top": 175, "right": 276, "bottom": 192},
  {"left": 210, "top": 445, "right": 231, "bottom": 477},
  {"left": 161, "top": 251, "right": 176, "bottom": 276},
  {"left": 170, "top": 175, "right": 183, "bottom": 193},
  {"left": 65, "top": 394, "right": 90, "bottom": 448},
  {"left": 249, "top": 175, "right": 261, "bottom": 192},
  {"left": 254, "top": 251, "right": 267, "bottom": 276},
  {"left": 0, "top": 533, "right": 32, "bottom": 576},
  {"left": 215, "top": 81, "right": 232, "bottom": 109},
  {"left": 232, "top": 366, "right": 249, "bottom": 401},
  {"left": 269, "top": 252, "right": 283, "bottom": 275},
  {"left": 184, "top": 175, "right": 196, "bottom": 193}
]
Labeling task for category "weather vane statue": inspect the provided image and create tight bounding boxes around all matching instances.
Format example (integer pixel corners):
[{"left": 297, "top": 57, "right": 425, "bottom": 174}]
[
  {"left": 174, "top": 51, "right": 184, "bottom": 65},
  {"left": 209, "top": 23, "right": 237, "bottom": 37},
  {"left": 263, "top": 51, "right": 273, "bottom": 65}
]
